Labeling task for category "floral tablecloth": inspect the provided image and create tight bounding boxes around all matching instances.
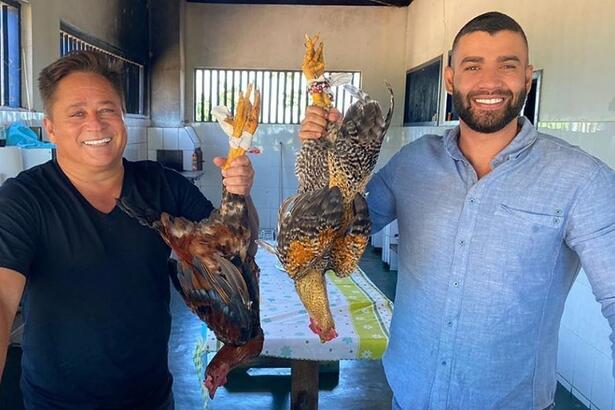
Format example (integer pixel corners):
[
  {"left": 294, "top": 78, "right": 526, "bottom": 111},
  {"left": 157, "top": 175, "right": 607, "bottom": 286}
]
[{"left": 194, "top": 247, "right": 394, "bottom": 393}]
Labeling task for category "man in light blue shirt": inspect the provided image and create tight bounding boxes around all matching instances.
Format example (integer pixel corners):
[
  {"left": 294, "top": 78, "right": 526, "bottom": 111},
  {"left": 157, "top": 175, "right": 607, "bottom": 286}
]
[{"left": 300, "top": 11, "right": 615, "bottom": 410}]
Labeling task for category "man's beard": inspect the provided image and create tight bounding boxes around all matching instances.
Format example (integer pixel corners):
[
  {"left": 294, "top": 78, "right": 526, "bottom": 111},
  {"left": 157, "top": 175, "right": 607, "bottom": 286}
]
[{"left": 453, "top": 87, "right": 527, "bottom": 133}]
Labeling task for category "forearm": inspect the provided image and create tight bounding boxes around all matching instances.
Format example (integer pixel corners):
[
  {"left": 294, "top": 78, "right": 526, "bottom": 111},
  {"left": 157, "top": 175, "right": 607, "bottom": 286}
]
[
  {"left": 366, "top": 172, "right": 397, "bottom": 234},
  {"left": 0, "top": 309, "right": 11, "bottom": 380},
  {"left": 0, "top": 267, "right": 26, "bottom": 380}
]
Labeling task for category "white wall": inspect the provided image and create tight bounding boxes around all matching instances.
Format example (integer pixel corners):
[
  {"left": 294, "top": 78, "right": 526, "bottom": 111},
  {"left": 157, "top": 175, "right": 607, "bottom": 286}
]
[
  {"left": 184, "top": 3, "right": 407, "bottom": 125},
  {"left": 402, "top": 1, "right": 615, "bottom": 408}
]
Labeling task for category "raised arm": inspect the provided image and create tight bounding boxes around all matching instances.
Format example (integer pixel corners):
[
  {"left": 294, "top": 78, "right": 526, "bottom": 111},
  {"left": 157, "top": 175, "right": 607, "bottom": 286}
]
[
  {"left": 565, "top": 164, "right": 615, "bottom": 377},
  {"left": 0, "top": 267, "right": 25, "bottom": 379}
]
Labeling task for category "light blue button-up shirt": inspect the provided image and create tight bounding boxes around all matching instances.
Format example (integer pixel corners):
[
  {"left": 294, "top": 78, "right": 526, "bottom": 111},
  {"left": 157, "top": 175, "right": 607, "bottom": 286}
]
[{"left": 367, "top": 118, "right": 615, "bottom": 410}]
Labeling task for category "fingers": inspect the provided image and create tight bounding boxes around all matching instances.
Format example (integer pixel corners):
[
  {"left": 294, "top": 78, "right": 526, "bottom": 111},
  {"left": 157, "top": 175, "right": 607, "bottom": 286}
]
[
  {"left": 213, "top": 156, "right": 226, "bottom": 168},
  {"left": 328, "top": 108, "right": 342, "bottom": 125},
  {"left": 299, "top": 106, "right": 329, "bottom": 141},
  {"left": 299, "top": 122, "right": 325, "bottom": 141},
  {"left": 217, "top": 155, "right": 254, "bottom": 196}
]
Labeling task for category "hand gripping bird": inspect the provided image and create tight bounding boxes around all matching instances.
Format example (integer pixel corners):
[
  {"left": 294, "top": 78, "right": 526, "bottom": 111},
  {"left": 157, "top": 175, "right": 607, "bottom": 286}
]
[
  {"left": 260, "top": 35, "right": 394, "bottom": 342},
  {"left": 118, "top": 86, "right": 263, "bottom": 398}
]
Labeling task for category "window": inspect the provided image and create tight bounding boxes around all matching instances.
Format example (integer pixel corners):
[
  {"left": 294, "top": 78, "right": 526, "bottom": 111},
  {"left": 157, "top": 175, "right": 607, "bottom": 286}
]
[
  {"left": 194, "top": 68, "right": 361, "bottom": 124},
  {"left": 60, "top": 25, "right": 145, "bottom": 115},
  {"left": 1, "top": 0, "right": 21, "bottom": 108},
  {"left": 403, "top": 56, "right": 442, "bottom": 126}
]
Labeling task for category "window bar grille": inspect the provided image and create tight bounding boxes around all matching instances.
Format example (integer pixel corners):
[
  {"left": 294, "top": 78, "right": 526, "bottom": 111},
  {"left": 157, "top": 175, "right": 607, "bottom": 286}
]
[
  {"left": 272, "top": 71, "right": 278, "bottom": 124},
  {"left": 194, "top": 68, "right": 361, "bottom": 124},
  {"left": 206, "top": 70, "right": 212, "bottom": 122},
  {"left": 264, "top": 71, "right": 271, "bottom": 124}
]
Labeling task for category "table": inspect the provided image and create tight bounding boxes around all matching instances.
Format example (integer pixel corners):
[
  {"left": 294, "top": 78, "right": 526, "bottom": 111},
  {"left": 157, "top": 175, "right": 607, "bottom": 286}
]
[{"left": 194, "top": 248, "right": 393, "bottom": 409}]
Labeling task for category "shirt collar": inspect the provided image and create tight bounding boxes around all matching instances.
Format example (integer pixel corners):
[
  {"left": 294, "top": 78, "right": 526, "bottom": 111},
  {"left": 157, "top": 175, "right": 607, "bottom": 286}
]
[{"left": 443, "top": 117, "right": 538, "bottom": 166}]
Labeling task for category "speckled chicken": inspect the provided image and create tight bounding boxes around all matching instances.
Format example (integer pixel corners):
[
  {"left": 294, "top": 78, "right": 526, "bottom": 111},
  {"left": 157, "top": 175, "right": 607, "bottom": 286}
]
[
  {"left": 118, "top": 86, "right": 263, "bottom": 398},
  {"left": 262, "top": 35, "right": 394, "bottom": 342}
]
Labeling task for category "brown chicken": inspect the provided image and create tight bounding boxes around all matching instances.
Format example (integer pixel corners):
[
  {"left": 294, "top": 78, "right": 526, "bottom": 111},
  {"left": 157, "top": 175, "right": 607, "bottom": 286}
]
[
  {"left": 118, "top": 87, "right": 263, "bottom": 398},
  {"left": 261, "top": 35, "right": 393, "bottom": 343}
]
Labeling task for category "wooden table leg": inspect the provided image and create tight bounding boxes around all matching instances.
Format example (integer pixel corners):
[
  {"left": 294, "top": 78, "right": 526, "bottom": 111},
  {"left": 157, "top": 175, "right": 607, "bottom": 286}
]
[{"left": 291, "top": 359, "right": 320, "bottom": 410}]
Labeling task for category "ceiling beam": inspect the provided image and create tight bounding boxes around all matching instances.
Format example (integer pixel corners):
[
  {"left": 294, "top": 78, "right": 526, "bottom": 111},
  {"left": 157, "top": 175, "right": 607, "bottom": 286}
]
[{"left": 186, "top": 0, "right": 412, "bottom": 6}]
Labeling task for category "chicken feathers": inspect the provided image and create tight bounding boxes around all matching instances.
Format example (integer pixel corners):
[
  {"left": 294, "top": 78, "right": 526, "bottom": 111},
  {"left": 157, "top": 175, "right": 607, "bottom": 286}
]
[
  {"left": 263, "top": 35, "right": 394, "bottom": 342},
  {"left": 118, "top": 86, "right": 263, "bottom": 398}
]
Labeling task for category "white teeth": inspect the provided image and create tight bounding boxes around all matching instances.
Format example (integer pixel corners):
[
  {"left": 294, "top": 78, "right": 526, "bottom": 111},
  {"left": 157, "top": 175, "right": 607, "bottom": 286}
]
[
  {"left": 83, "top": 138, "right": 112, "bottom": 146},
  {"left": 475, "top": 98, "right": 504, "bottom": 105}
]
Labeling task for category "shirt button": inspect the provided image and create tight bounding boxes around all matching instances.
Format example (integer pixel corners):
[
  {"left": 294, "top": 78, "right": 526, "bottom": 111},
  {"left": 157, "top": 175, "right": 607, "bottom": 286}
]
[
  {"left": 453, "top": 281, "right": 459, "bottom": 287},
  {"left": 469, "top": 197, "right": 476, "bottom": 204},
  {"left": 447, "top": 321, "right": 453, "bottom": 327},
  {"left": 458, "top": 240, "right": 465, "bottom": 246},
  {"left": 441, "top": 360, "right": 447, "bottom": 366},
  {"left": 553, "top": 217, "right": 560, "bottom": 225},
  {"left": 555, "top": 209, "right": 563, "bottom": 215}
]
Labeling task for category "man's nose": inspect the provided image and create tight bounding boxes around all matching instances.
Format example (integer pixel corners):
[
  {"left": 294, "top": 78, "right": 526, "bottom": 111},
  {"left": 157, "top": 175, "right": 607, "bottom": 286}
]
[
  {"left": 476, "top": 67, "right": 506, "bottom": 91},
  {"left": 84, "top": 113, "right": 106, "bottom": 130}
]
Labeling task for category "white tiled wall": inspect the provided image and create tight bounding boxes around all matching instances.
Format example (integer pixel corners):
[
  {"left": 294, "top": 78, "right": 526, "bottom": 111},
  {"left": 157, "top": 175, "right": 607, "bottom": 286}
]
[
  {"left": 123, "top": 123, "right": 148, "bottom": 162},
  {"left": 190, "top": 122, "right": 300, "bottom": 231},
  {"left": 0, "top": 109, "right": 44, "bottom": 127},
  {"left": 145, "top": 126, "right": 200, "bottom": 170}
]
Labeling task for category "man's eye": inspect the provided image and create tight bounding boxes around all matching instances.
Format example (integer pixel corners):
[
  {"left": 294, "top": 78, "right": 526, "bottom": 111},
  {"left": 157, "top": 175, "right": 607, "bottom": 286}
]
[
  {"left": 100, "top": 108, "right": 115, "bottom": 114},
  {"left": 70, "top": 112, "right": 85, "bottom": 118},
  {"left": 465, "top": 65, "right": 480, "bottom": 71}
]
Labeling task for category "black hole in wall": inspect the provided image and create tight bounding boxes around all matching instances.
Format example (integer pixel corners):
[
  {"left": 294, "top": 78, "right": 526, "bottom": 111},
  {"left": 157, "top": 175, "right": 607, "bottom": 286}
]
[{"left": 157, "top": 149, "right": 183, "bottom": 172}]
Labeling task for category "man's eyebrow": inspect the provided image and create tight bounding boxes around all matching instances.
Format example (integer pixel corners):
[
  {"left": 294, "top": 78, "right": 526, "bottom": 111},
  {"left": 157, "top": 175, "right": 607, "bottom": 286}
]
[
  {"left": 65, "top": 102, "right": 85, "bottom": 110},
  {"left": 65, "top": 100, "right": 118, "bottom": 109},
  {"left": 97, "top": 100, "right": 118, "bottom": 106},
  {"left": 459, "top": 56, "right": 484, "bottom": 64},
  {"left": 497, "top": 55, "right": 522, "bottom": 63}
]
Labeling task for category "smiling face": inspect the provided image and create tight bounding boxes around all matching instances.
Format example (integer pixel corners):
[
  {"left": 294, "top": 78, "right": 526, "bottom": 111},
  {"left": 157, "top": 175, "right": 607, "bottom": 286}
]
[
  {"left": 445, "top": 30, "right": 533, "bottom": 133},
  {"left": 43, "top": 71, "right": 127, "bottom": 175}
]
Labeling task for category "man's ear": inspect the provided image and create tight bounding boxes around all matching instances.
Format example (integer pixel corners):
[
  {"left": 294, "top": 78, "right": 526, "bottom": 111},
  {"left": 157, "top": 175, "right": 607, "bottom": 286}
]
[
  {"left": 43, "top": 117, "right": 56, "bottom": 144},
  {"left": 444, "top": 66, "right": 454, "bottom": 95},
  {"left": 525, "top": 65, "right": 534, "bottom": 93}
]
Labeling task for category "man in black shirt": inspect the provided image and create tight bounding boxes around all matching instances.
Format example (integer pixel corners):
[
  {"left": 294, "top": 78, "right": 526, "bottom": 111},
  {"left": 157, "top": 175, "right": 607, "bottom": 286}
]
[{"left": 0, "top": 50, "right": 257, "bottom": 409}]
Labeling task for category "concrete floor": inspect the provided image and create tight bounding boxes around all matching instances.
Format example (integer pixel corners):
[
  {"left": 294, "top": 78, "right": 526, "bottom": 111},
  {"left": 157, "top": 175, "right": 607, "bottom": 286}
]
[{"left": 0, "top": 246, "right": 589, "bottom": 410}]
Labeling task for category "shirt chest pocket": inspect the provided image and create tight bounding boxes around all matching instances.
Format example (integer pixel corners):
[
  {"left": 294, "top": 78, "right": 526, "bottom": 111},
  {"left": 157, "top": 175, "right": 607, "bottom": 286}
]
[
  {"left": 484, "top": 203, "right": 566, "bottom": 276},
  {"left": 494, "top": 204, "right": 564, "bottom": 230}
]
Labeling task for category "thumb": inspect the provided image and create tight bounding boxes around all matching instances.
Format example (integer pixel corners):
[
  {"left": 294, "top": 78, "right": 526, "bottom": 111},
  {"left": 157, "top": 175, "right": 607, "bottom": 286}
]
[
  {"left": 329, "top": 108, "right": 342, "bottom": 124},
  {"left": 213, "top": 157, "right": 227, "bottom": 168}
]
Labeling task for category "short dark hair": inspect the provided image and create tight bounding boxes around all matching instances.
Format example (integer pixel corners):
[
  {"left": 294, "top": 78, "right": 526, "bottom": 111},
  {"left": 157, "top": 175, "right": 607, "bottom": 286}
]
[
  {"left": 452, "top": 11, "right": 528, "bottom": 57},
  {"left": 38, "top": 50, "right": 125, "bottom": 115}
]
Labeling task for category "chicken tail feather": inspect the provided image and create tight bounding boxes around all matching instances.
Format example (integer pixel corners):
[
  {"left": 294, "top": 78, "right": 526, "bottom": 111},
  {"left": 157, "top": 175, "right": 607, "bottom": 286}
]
[{"left": 255, "top": 239, "right": 278, "bottom": 256}]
